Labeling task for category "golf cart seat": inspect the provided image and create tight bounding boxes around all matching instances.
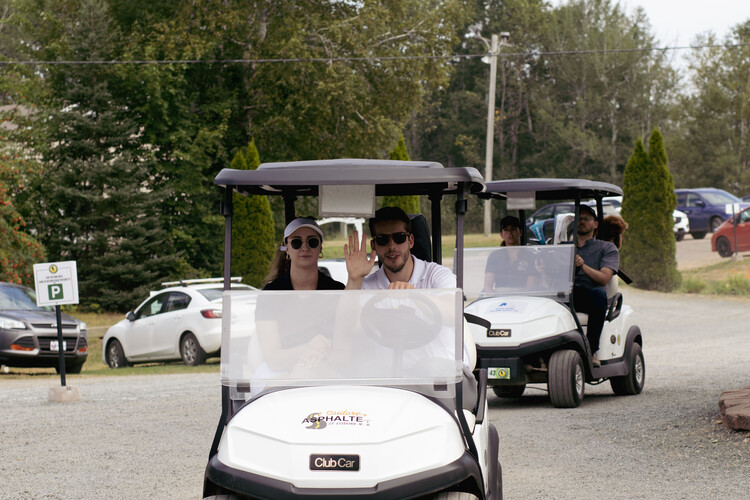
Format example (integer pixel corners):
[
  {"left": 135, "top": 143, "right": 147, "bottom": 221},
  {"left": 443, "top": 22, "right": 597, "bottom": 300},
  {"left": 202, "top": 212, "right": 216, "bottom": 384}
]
[
  {"left": 408, "top": 213, "right": 432, "bottom": 262},
  {"left": 576, "top": 278, "right": 623, "bottom": 328}
]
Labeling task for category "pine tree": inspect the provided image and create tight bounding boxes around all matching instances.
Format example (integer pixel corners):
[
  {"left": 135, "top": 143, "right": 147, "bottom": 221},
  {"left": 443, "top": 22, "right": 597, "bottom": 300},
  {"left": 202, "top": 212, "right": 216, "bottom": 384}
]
[
  {"left": 383, "top": 134, "right": 420, "bottom": 214},
  {"left": 620, "top": 128, "right": 680, "bottom": 291},
  {"left": 25, "top": 0, "right": 177, "bottom": 311},
  {"left": 230, "top": 140, "right": 275, "bottom": 287}
]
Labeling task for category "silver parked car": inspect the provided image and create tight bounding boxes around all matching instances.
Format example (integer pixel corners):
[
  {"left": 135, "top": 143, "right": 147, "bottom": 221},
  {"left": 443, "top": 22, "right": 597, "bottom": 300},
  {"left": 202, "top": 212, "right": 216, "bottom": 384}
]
[
  {"left": 102, "top": 278, "right": 255, "bottom": 368},
  {"left": 0, "top": 281, "right": 88, "bottom": 373}
]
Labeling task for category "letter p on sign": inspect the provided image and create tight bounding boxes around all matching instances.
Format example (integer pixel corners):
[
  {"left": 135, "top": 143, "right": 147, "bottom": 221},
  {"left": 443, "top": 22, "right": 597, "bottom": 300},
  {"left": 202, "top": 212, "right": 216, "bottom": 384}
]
[{"left": 48, "top": 284, "right": 64, "bottom": 301}]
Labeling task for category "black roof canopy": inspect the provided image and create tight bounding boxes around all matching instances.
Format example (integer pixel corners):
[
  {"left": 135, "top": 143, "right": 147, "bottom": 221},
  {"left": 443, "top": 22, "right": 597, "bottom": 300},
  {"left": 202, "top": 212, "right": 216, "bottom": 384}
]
[
  {"left": 481, "top": 178, "right": 622, "bottom": 201},
  {"left": 214, "top": 159, "right": 485, "bottom": 197}
]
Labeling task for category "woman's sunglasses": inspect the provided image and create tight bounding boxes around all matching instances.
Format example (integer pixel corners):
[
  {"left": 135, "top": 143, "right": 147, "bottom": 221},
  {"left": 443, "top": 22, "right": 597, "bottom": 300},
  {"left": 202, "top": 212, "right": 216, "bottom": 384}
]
[
  {"left": 288, "top": 236, "right": 320, "bottom": 250},
  {"left": 373, "top": 232, "right": 409, "bottom": 246}
]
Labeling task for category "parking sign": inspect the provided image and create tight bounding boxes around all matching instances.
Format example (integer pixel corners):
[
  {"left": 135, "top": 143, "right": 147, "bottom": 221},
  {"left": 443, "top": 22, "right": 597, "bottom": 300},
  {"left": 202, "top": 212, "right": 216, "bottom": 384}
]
[{"left": 33, "top": 261, "right": 79, "bottom": 306}]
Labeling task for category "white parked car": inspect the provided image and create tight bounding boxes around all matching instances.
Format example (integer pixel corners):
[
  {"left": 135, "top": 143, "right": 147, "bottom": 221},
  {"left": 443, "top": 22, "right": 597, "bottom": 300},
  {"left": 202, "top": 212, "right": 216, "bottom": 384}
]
[
  {"left": 603, "top": 196, "right": 689, "bottom": 241},
  {"left": 102, "top": 278, "right": 255, "bottom": 368}
]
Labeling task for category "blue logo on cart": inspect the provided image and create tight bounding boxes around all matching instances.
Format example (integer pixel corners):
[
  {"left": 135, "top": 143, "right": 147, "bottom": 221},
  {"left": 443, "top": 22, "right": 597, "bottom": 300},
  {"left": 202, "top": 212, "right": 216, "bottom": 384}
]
[{"left": 310, "top": 454, "right": 360, "bottom": 471}]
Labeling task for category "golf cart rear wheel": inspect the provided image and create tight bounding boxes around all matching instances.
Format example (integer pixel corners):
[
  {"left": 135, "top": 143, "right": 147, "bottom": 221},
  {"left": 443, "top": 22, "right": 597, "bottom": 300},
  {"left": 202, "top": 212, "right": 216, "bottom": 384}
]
[
  {"left": 548, "top": 350, "right": 584, "bottom": 408},
  {"left": 691, "top": 231, "right": 707, "bottom": 240},
  {"left": 180, "top": 332, "right": 206, "bottom": 366},
  {"left": 610, "top": 343, "right": 645, "bottom": 396},
  {"left": 492, "top": 385, "right": 525, "bottom": 398},
  {"left": 716, "top": 236, "right": 733, "bottom": 258}
]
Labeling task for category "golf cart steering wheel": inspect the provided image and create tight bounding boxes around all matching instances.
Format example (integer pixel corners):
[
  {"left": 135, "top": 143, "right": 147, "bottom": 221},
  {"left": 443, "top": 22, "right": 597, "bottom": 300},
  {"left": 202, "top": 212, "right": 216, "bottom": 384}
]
[{"left": 361, "top": 293, "right": 443, "bottom": 350}]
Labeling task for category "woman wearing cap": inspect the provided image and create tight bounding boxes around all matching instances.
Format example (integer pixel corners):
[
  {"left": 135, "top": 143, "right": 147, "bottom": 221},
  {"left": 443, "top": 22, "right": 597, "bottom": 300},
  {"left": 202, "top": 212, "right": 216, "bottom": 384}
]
[
  {"left": 253, "top": 218, "right": 343, "bottom": 388},
  {"left": 263, "top": 217, "right": 345, "bottom": 290}
]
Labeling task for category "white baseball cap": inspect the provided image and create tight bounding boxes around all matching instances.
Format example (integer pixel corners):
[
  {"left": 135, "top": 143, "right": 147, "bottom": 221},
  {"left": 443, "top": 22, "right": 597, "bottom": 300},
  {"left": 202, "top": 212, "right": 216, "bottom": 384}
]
[{"left": 283, "top": 217, "right": 324, "bottom": 241}]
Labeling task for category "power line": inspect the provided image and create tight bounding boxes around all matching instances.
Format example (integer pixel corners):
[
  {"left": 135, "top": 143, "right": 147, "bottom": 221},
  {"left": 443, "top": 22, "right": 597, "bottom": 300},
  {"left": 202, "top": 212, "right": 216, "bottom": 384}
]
[{"left": 1, "top": 42, "right": 749, "bottom": 66}]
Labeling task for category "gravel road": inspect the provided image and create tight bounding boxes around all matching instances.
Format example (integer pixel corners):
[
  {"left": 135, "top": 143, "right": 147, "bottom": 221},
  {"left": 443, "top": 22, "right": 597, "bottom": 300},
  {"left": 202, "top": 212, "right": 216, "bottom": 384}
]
[{"left": 1, "top": 239, "right": 749, "bottom": 500}]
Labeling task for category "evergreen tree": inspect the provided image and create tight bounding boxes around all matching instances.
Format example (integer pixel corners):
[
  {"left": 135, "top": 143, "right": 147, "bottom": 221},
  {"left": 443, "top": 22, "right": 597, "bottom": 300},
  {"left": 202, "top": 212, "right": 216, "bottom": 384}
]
[
  {"left": 0, "top": 158, "right": 45, "bottom": 285},
  {"left": 383, "top": 134, "right": 420, "bottom": 214},
  {"left": 24, "top": 0, "right": 177, "bottom": 311},
  {"left": 620, "top": 128, "right": 680, "bottom": 291},
  {"left": 230, "top": 140, "right": 275, "bottom": 287}
]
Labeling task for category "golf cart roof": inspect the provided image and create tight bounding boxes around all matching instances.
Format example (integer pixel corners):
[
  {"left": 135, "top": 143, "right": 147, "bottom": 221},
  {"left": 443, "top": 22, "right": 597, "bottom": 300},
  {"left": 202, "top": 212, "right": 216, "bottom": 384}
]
[
  {"left": 214, "top": 159, "right": 485, "bottom": 197},
  {"left": 481, "top": 178, "right": 622, "bottom": 201}
]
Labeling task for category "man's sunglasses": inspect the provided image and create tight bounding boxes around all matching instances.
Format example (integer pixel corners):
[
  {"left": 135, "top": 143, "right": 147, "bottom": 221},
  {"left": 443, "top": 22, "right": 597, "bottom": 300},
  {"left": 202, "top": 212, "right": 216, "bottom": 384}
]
[
  {"left": 288, "top": 236, "right": 320, "bottom": 250},
  {"left": 373, "top": 232, "right": 409, "bottom": 246}
]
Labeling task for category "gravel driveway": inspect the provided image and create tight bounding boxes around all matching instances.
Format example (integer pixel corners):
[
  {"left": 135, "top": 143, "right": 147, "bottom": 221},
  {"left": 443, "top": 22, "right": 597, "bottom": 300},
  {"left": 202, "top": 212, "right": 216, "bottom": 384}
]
[{"left": 1, "top": 240, "right": 748, "bottom": 499}]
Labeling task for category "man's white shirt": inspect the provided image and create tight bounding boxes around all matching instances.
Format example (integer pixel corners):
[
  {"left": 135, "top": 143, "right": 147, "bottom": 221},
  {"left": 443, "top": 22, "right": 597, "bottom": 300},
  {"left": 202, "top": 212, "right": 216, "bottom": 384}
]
[{"left": 362, "top": 255, "right": 456, "bottom": 290}]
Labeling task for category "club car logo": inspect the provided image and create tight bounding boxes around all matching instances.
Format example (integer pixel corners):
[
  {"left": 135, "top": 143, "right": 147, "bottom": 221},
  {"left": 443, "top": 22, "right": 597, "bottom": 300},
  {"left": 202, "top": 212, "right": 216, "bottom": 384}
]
[
  {"left": 488, "top": 328, "right": 511, "bottom": 338},
  {"left": 310, "top": 454, "right": 360, "bottom": 471},
  {"left": 302, "top": 410, "right": 370, "bottom": 429}
]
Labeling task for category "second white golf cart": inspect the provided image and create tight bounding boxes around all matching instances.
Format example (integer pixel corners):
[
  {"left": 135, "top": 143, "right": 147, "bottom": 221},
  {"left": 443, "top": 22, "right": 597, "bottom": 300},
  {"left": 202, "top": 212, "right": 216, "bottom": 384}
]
[
  {"left": 203, "top": 159, "right": 502, "bottom": 499},
  {"left": 464, "top": 179, "right": 645, "bottom": 408}
]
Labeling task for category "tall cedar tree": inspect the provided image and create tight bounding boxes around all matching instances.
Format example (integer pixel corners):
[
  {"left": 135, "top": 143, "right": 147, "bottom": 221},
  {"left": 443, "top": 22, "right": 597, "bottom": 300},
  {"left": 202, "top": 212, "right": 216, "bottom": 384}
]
[
  {"left": 27, "top": 0, "right": 177, "bottom": 311},
  {"left": 383, "top": 134, "right": 420, "bottom": 214},
  {"left": 620, "top": 129, "right": 680, "bottom": 291},
  {"left": 230, "top": 141, "right": 275, "bottom": 287}
]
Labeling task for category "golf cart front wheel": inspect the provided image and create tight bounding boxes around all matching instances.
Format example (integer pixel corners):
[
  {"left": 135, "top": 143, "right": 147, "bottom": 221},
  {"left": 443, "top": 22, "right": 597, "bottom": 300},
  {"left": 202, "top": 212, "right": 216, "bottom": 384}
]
[
  {"left": 610, "top": 342, "right": 645, "bottom": 396},
  {"left": 433, "top": 493, "right": 480, "bottom": 499},
  {"left": 548, "top": 350, "right": 585, "bottom": 408}
]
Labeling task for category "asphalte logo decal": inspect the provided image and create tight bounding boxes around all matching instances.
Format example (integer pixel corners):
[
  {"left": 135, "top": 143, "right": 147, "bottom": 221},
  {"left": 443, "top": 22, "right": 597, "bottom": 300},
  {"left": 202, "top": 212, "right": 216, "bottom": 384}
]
[
  {"left": 302, "top": 410, "right": 370, "bottom": 429},
  {"left": 310, "top": 454, "right": 360, "bottom": 471},
  {"left": 304, "top": 413, "right": 327, "bottom": 429}
]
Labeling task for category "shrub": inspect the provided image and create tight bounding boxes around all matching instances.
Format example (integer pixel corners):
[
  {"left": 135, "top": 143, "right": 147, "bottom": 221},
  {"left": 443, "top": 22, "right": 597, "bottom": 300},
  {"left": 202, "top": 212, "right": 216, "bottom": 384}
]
[
  {"left": 230, "top": 140, "right": 276, "bottom": 287},
  {"left": 620, "top": 129, "right": 681, "bottom": 291}
]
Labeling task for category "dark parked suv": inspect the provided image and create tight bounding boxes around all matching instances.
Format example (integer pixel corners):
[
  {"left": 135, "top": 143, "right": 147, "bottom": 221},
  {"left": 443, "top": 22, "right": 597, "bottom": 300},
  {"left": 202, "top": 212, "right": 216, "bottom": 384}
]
[
  {"left": 675, "top": 188, "right": 747, "bottom": 240},
  {"left": 0, "top": 282, "right": 88, "bottom": 373}
]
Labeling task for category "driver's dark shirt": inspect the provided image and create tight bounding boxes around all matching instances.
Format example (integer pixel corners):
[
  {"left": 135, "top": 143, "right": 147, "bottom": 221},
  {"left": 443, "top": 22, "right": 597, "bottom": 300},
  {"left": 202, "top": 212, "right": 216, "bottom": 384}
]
[{"left": 485, "top": 247, "right": 540, "bottom": 289}]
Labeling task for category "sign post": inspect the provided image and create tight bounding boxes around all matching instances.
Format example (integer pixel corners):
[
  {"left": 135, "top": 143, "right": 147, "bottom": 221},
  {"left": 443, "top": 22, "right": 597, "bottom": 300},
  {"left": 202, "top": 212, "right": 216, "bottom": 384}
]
[{"left": 33, "top": 261, "right": 80, "bottom": 401}]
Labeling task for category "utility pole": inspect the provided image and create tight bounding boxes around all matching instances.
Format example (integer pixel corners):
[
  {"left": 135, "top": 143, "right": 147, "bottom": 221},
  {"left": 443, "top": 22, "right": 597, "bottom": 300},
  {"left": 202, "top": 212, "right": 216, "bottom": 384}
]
[{"left": 483, "top": 34, "right": 499, "bottom": 237}]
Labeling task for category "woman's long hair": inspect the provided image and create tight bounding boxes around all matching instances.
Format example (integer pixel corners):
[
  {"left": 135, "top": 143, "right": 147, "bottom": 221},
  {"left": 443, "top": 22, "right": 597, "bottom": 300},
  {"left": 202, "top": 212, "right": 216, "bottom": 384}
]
[{"left": 263, "top": 246, "right": 290, "bottom": 286}]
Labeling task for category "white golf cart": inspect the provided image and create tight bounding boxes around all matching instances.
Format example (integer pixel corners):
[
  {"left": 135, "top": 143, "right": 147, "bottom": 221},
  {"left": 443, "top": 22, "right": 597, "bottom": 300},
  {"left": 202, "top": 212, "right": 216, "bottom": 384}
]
[
  {"left": 204, "top": 159, "right": 502, "bottom": 499},
  {"left": 464, "top": 179, "right": 645, "bottom": 408}
]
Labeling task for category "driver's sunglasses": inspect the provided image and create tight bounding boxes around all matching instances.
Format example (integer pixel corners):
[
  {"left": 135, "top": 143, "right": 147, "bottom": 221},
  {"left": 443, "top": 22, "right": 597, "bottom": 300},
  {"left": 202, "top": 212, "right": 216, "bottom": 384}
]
[
  {"left": 288, "top": 236, "right": 320, "bottom": 250},
  {"left": 373, "top": 232, "right": 409, "bottom": 246}
]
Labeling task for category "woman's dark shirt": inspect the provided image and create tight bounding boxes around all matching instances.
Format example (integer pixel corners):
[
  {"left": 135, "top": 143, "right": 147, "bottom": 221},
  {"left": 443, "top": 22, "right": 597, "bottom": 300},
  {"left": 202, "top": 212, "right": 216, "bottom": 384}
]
[{"left": 263, "top": 270, "right": 345, "bottom": 290}]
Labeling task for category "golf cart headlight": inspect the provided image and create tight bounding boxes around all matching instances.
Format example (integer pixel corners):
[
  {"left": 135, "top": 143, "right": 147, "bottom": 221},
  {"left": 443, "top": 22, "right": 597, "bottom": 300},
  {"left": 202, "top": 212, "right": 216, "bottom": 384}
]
[
  {"left": 78, "top": 322, "right": 87, "bottom": 332},
  {"left": 0, "top": 316, "right": 26, "bottom": 329}
]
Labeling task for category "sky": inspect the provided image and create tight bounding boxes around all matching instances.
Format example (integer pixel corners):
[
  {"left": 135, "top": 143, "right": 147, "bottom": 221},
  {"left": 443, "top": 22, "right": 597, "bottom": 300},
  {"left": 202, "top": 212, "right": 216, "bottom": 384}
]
[
  {"left": 630, "top": 0, "right": 750, "bottom": 47},
  {"left": 549, "top": 0, "right": 750, "bottom": 46}
]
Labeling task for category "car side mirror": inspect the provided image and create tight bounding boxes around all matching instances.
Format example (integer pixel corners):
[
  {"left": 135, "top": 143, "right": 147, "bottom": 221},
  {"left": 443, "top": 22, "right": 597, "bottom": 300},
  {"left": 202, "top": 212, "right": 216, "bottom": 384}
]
[
  {"left": 694, "top": 200, "right": 705, "bottom": 207},
  {"left": 126, "top": 311, "right": 136, "bottom": 322}
]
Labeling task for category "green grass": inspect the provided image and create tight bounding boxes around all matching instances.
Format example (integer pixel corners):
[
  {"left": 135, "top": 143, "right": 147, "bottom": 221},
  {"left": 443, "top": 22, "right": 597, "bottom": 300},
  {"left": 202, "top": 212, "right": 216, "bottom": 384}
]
[
  {"left": 323, "top": 233, "right": 497, "bottom": 259},
  {"left": 679, "top": 258, "right": 750, "bottom": 296}
]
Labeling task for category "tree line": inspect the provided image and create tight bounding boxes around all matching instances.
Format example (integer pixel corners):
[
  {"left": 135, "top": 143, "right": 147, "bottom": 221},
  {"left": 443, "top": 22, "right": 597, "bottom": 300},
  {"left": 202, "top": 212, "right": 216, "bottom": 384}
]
[{"left": 0, "top": 0, "right": 748, "bottom": 310}]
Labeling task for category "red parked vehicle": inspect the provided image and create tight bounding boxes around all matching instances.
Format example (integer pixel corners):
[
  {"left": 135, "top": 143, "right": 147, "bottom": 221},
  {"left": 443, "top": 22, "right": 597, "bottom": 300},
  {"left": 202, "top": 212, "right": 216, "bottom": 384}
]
[{"left": 711, "top": 206, "right": 750, "bottom": 257}]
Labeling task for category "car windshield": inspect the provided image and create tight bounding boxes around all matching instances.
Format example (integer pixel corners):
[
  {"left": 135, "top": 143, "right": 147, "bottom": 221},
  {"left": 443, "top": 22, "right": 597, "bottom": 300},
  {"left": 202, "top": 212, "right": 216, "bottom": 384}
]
[
  {"left": 461, "top": 245, "right": 576, "bottom": 303},
  {"left": 221, "top": 289, "right": 462, "bottom": 403},
  {"left": 0, "top": 284, "right": 47, "bottom": 311},
  {"left": 701, "top": 190, "right": 740, "bottom": 204}
]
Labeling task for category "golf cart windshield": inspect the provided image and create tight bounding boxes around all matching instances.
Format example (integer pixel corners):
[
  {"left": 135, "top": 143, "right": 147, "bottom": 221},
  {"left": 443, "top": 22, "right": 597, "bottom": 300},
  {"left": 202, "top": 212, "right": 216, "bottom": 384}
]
[
  {"left": 462, "top": 245, "right": 576, "bottom": 303},
  {"left": 221, "top": 288, "right": 463, "bottom": 400}
]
